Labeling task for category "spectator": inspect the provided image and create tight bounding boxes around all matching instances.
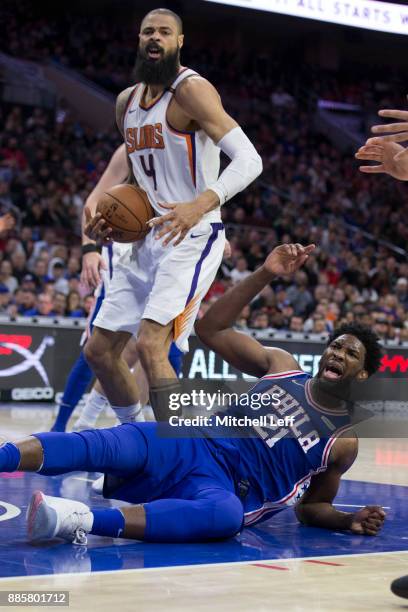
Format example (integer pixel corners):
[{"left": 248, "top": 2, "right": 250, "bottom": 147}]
[
  {"left": 53, "top": 292, "right": 67, "bottom": 316},
  {"left": 286, "top": 271, "right": 314, "bottom": 317},
  {"left": 230, "top": 257, "right": 251, "bottom": 284},
  {"left": 0, "top": 260, "right": 18, "bottom": 293},
  {"left": 0, "top": 286, "right": 11, "bottom": 313},
  {"left": 50, "top": 262, "right": 69, "bottom": 295},
  {"left": 18, "top": 289, "right": 37, "bottom": 316},
  {"left": 289, "top": 316, "right": 304, "bottom": 332}
]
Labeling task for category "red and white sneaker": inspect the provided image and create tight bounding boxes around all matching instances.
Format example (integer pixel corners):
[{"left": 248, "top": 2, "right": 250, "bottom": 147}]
[{"left": 27, "top": 491, "right": 93, "bottom": 545}]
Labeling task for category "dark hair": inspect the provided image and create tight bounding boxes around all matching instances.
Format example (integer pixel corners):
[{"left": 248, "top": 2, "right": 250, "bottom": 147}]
[
  {"left": 142, "top": 8, "right": 183, "bottom": 34},
  {"left": 328, "top": 323, "right": 383, "bottom": 377}
]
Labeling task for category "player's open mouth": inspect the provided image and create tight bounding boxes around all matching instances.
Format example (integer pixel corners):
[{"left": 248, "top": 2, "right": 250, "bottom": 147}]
[
  {"left": 147, "top": 47, "right": 163, "bottom": 60},
  {"left": 322, "top": 362, "right": 344, "bottom": 380}
]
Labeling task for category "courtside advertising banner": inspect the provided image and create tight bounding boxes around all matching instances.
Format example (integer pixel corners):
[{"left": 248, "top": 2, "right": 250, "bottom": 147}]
[
  {"left": 204, "top": 0, "right": 408, "bottom": 35},
  {"left": 0, "top": 323, "right": 407, "bottom": 401}
]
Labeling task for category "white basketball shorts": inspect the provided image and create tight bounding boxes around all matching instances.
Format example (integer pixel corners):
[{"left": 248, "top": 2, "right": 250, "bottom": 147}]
[{"left": 93, "top": 218, "right": 225, "bottom": 352}]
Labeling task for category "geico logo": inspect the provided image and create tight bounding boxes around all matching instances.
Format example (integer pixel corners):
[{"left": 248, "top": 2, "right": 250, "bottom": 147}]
[{"left": 11, "top": 387, "right": 54, "bottom": 400}]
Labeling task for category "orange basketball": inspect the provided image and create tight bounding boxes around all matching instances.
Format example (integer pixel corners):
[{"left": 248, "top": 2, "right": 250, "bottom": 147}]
[{"left": 96, "top": 184, "right": 154, "bottom": 243}]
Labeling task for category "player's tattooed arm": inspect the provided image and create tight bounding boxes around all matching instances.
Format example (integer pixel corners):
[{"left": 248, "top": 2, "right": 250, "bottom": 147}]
[
  {"left": 196, "top": 244, "right": 315, "bottom": 378},
  {"left": 295, "top": 435, "right": 386, "bottom": 535}
]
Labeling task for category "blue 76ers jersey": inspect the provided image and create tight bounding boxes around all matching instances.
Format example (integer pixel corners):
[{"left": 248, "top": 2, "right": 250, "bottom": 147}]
[{"left": 209, "top": 370, "right": 353, "bottom": 527}]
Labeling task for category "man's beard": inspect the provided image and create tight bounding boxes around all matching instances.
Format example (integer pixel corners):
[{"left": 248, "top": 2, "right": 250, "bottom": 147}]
[{"left": 134, "top": 46, "right": 180, "bottom": 88}]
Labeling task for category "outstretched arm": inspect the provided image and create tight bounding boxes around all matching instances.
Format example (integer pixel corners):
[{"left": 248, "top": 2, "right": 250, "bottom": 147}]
[
  {"left": 295, "top": 435, "right": 386, "bottom": 534},
  {"left": 195, "top": 243, "right": 315, "bottom": 377}
]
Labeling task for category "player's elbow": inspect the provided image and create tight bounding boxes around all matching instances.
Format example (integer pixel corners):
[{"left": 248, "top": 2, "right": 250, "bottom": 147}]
[
  {"left": 294, "top": 503, "right": 308, "bottom": 525},
  {"left": 195, "top": 318, "right": 219, "bottom": 349},
  {"left": 251, "top": 151, "right": 263, "bottom": 180}
]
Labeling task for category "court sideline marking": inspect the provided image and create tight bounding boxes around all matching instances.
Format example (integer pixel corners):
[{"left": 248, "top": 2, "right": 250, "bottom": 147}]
[{"left": 0, "top": 549, "right": 406, "bottom": 582}]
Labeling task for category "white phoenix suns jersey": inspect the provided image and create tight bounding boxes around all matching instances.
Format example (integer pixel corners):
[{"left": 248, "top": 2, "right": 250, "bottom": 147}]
[{"left": 123, "top": 67, "right": 222, "bottom": 222}]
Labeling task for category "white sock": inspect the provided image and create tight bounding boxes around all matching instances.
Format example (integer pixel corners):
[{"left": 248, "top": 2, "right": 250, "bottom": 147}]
[
  {"left": 75, "top": 389, "right": 108, "bottom": 428},
  {"left": 112, "top": 403, "right": 144, "bottom": 424}
]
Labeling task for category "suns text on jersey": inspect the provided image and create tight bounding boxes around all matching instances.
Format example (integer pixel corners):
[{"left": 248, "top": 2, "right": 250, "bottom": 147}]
[{"left": 126, "top": 124, "right": 165, "bottom": 153}]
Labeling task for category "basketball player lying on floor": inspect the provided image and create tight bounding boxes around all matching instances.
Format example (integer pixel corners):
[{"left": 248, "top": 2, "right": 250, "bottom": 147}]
[{"left": 0, "top": 243, "right": 386, "bottom": 544}]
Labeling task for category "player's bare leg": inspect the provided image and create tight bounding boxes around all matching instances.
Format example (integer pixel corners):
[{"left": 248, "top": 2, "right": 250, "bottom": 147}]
[
  {"left": 76, "top": 335, "right": 147, "bottom": 429},
  {"left": 84, "top": 327, "right": 142, "bottom": 422},
  {"left": 137, "top": 319, "right": 181, "bottom": 420}
]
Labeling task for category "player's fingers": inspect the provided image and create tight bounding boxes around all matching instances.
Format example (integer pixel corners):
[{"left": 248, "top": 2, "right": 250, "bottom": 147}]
[
  {"left": 294, "top": 243, "right": 305, "bottom": 253},
  {"left": 80, "top": 269, "right": 89, "bottom": 289},
  {"left": 355, "top": 147, "right": 384, "bottom": 156},
  {"left": 149, "top": 213, "right": 173, "bottom": 227},
  {"left": 363, "top": 527, "right": 378, "bottom": 536},
  {"left": 356, "top": 145, "right": 383, "bottom": 153},
  {"left": 173, "top": 229, "right": 189, "bottom": 247},
  {"left": 304, "top": 244, "right": 316, "bottom": 253},
  {"left": 290, "top": 244, "right": 297, "bottom": 257},
  {"left": 364, "top": 517, "right": 382, "bottom": 528},
  {"left": 365, "top": 136, "right": 385, "bottom": 146},
  {"left": 155, "top": 221, "right": 178, "bottom": 240},
  {"left": 372, "top": 121, "right": 408, "bottom": 133},
  {"left": 358, "top": 165, "right": 386, "bottom": 173},
  {"left": 366, "top": 506, "right": 386, "bottom": 517},
  {"left": 90, "top": 264, "right": 101, "bottom": 289},
  {"left": 163, "top": 229, "right": 180, "bottom": 246},
  {"left": 378, "top": 109, "right": 408, "bottom": 120},
  {"left": 371, "top": 131, "right": 408, "bottom": 143},
  {"left": 355, "top": 153, "right": 383, "bottom": 161},
  {"left": 159, "top": 202, "right": 177, "bottom": 210}
]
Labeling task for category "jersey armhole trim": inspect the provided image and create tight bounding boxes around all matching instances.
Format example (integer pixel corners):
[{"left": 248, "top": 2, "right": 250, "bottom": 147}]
[
  {"left": 262, "top": 370, "right": 305, "bottom": 380},
  {"left": 320, "top": 425, "right": 355, "bottom": 470},
  {"left": 124, "top": 84, "right": 140, "bottom": 119}
]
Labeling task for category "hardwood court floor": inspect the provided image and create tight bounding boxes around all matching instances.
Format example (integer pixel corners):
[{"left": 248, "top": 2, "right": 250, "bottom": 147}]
[{"left": 0, "top": 404, "right": 407, "bottom": 612}]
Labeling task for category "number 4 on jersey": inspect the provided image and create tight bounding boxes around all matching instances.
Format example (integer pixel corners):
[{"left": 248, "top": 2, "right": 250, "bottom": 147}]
[{"left": 140, "top": 154, "right": 157, "bottom": 191}]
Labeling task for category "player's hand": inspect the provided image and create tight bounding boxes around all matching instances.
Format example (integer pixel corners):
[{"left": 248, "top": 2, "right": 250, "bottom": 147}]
[
  {"left": 355, "top": 137, "right": 408, "bottom": 181},
  {"left": 371, "top": 106, "right": 408, "bottom": 143},
  {"left": 350, "top": 505, "right": 386, "bottom": 536},
  {"left": 0, "top": 213, "right": 15, "bottom": 233},
  {"left": 263, "top": 243, "right": 315, "bottom": 277},
  {"left": 84, "top": 207, "right": 113, "bottom": 245},
  {"left": 81, "top": 252, "right": 107, "bottom": 290},
  {"left": 148, "top": 201, "right": 205, "bottom": 246}
]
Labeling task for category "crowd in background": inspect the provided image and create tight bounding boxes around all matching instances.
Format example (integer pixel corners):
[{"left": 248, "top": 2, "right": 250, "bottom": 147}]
[{"left": 0, "top": 1, "right": 407, "bottom": 341}]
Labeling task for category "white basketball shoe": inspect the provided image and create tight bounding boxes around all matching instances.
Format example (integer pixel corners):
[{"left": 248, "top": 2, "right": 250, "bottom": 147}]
[{"left": 27, "top": 491, "right": 93, "bottom": 545}]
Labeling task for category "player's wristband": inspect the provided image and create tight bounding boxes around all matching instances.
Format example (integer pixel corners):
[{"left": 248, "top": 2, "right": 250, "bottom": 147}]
[{"left": 81, "top": 244, "right": 102, "bottom": 256}]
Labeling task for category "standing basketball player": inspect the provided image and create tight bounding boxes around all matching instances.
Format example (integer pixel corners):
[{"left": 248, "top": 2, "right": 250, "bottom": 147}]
[
  {"left": 51, "top": 144, "right": 184, "bottom": 431},
  {"left": 84, "top": 8, "right": 262, "bottom": 421}
]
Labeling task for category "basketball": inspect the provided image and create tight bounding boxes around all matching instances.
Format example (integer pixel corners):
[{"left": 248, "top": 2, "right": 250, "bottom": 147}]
[{"left": 96, "top": 184, "right": 154, "bottom": 243}]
